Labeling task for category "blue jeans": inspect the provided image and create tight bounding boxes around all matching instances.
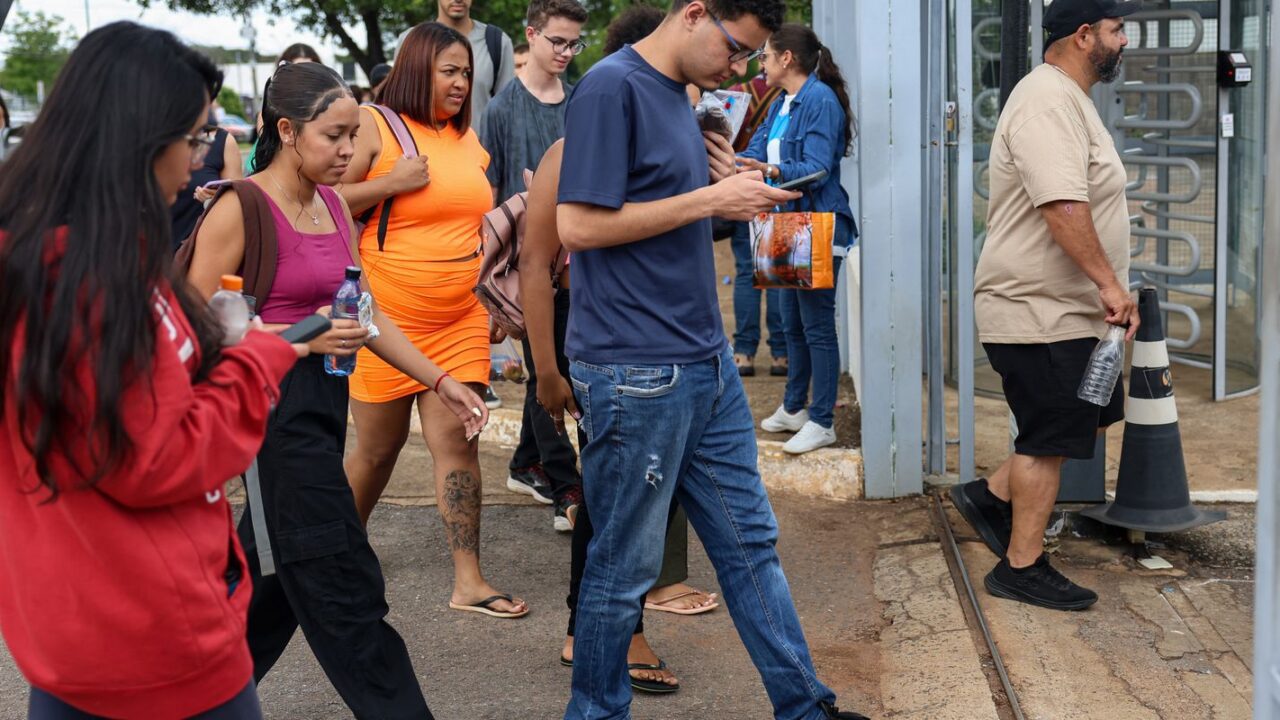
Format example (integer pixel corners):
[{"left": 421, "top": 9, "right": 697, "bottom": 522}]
[
  {"left": 779, "top": 256, "right": 843, "bottom": 429},
  {"left": 731, "top": 222, "right": 787, "bottom": 360},
  {"left": 565, "top": 346, "right": 836, "bottom": 720}
]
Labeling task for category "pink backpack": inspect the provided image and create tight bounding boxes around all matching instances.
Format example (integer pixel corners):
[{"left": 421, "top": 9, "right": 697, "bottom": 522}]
[
  {"left": 475, "top": 169, "right": 567, "bottom": 340},
  {"left": 357, "top": 104, "right": 419, "bottom": 251}
]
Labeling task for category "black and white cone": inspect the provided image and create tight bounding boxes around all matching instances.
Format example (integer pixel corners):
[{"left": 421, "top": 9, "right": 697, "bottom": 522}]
[{"left": 1081, "top": 288, "right": 1226, "bottom": 533}]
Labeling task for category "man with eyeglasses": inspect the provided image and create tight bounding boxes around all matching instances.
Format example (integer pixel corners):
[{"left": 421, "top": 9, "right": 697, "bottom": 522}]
[
  {"left": 557, "top": 1, "right": 868, "bottom": 719},
  {"left": 479, "top": 0, "right": 589, "bottom": 533}
]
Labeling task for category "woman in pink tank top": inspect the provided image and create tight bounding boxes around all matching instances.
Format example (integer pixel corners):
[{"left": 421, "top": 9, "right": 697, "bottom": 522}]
[{"left": 184, "top": 62, "right": 487, "bottom": 718}]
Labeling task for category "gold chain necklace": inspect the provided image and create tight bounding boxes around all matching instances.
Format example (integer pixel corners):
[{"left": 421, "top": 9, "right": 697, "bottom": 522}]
[{"left": 266, "top": 170, "right": 322, "bottom": 226}]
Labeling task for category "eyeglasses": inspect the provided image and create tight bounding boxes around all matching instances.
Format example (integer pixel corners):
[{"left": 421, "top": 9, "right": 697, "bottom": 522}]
[
  {"left": 708, "top": 11, "right": 764, "bottom": 64},
  {"left": 185, "top": 126, "right": 217, "bottom": 167},
  {"left": 536, "top": 29, "right": 586, "bottom": 56}
]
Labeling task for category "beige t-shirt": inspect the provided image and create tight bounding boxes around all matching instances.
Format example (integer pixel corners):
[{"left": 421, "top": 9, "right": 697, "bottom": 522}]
[{"left": 974, "top": 63, "right": 1131, "bottom": 344}]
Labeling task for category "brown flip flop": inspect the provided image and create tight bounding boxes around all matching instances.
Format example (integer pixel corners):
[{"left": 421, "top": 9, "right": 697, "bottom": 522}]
[{"left": 449, "top": 593, "right": 530, "bottom": 619}]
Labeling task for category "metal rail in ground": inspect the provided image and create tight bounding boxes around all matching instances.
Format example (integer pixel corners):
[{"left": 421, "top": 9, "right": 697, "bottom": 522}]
[{"left": 929, "top": 492, "right": 1026, "bottom": 720}]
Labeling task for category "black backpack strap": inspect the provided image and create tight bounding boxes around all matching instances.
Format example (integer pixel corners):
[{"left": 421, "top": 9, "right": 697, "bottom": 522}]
[
  {"left": 485, "top": 23, "right": 503, "bottom": 97},
  {"left": 377, "top": 197, "right": 395, "bottom": 252}
]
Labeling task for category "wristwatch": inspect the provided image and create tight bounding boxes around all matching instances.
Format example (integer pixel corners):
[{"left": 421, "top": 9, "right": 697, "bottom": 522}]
[{"left": 768, "top": 164, "right": 780, "bottom": 180}]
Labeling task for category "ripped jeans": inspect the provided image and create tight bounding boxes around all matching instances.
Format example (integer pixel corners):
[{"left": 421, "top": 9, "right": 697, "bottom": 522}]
[{"left": 565, "top": 346, "right": 835, "bottom": 720}]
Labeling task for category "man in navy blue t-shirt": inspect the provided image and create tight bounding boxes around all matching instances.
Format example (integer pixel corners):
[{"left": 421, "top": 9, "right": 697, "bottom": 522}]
[{"left": 557, "top": 2, "right": 867, "bottom": 719}]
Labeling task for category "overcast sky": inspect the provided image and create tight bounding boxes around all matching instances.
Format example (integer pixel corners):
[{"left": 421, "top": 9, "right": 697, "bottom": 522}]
[{"left": 2, "top": 0, "right": 336, "bottom": 60}]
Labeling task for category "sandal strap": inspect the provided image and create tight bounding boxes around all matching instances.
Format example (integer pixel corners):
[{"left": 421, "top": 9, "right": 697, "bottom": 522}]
[
  {"left": 475, "top": 594, "right": 514, "bottom": 608},
  {"left": 627, "top": 660, "right": 668, "bottom": 672},
  {"left": 650, "top": 590, "right": 703, "bottom": 605}
]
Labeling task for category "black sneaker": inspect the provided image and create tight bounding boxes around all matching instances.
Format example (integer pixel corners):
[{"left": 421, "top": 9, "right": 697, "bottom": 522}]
[
  {"left": 554, "top": 486, "right": 582, "bottom": 533},
  {"left": 507, "top": 465, "right": 554, "bottom": 505},
  {"left": 949, "top": 478, "right": 1012, "bottom": 557},
  {"left": 984, "top": 554, "right": 1098, "bottom": 611},
  {"left": 483, "top": 385, "right": 502, "bottom": 410},
  {"left": 819, "top": 701, "right": 870, "bottom": 719}
]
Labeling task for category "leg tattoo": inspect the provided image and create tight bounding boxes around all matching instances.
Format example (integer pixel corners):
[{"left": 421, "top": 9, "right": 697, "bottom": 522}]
[{"left": 442, "top": 470, "right": 481, "bottom": 555}]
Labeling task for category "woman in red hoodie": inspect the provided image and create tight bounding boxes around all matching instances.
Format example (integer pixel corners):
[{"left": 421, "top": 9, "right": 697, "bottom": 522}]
[{"left": 0, "top": 23, "right": 304, "bottom": 719}]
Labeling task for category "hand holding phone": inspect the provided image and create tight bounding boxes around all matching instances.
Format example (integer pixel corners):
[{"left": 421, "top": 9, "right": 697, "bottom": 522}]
[
  {"left": 776, "top": 169, "right": 828, "bottom": 192},
  {"left": 279, "top": 314, "right": 333, "bottom": 344}
]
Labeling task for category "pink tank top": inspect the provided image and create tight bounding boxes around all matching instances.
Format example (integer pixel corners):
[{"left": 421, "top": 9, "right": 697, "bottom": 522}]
[{"left": 254, "top": 184, "right": 357, "bottom": 324}]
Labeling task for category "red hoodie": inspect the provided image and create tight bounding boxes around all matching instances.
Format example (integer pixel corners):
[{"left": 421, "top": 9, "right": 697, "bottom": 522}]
[{"left": 0, "top": 245, "right": 296, "bottom": 718}]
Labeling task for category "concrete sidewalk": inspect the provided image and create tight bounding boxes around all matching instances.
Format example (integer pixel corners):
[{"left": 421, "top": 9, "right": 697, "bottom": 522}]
[{"left": 0, "top": 426, "right": 1256, "bottom": 718}]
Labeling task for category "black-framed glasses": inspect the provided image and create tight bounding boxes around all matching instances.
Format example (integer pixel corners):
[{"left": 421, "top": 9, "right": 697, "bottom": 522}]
[
  {"left": 708, "top": 11, "right": 764, "bottom": 63},
  {"left": 536, "top": 29, "right": 586, "bottom": 56},
  {"left": 185, "top": 126, "right": 217, "bottom": 167}
]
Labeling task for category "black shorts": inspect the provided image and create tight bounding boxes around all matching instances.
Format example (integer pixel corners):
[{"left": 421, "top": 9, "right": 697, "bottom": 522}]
[{"left": 984, "top": 339, "right": 1124, "bottom": 460}]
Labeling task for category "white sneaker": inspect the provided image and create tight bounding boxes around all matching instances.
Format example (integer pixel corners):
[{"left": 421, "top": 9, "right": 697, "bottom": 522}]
[
  {"left": 761, "top": 405, "right": 809, "bottom": 433},
  {"left": 783, "top": 421, "right": 837, "bottom": 454}
]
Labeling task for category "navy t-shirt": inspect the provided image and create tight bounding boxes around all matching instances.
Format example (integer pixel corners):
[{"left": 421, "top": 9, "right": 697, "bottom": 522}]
[{"left": 558, "top": 46, "right": 723, "bottom": 365}]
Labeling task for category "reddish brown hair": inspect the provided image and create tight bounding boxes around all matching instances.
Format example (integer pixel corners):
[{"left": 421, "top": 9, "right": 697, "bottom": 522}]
[{"left": 379, "top": 22, "right": 473, "bottom": 131}]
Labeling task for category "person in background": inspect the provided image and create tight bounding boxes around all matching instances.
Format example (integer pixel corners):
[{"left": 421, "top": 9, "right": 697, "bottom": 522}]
[
  {"left": 171, "top": 116, "right": 243, "bottom": 248},
  {"left": 739, "top": 24, "right": 858, "bottom": 456},
  {"left": 727, "top": 70, "right": 786, "bottom": 378},
  {"left": 513, "top": 41, "right": 531, "bottom": 78},
  {"left": 247, "top": 43, "right": 323, "bottom": 174},
  {"left": 479, "top": 0, "right": 587, "bottom": 532},
  {"left": 556, "top": 0, "right": 867, "bottom": 717},
  {"left": 190, "top": 60, "right": 487, "bottom": 719},
  {"left": 369, "top": 62, "right": 392, "bottom": 101},
  {"left": 0, "top": 22, "right": 303, "bottom": 719},
  {"left": 956, "top": 0, "right": 1139, "bottom": 612},
  {"left": 433, "top": 0, "right": 516, "bottom": 128},
  {"left": 339, "top": 22, "right": 529, "bottom": 621}
]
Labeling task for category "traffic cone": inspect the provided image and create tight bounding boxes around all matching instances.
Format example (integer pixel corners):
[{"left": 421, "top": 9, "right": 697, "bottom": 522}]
[{"left": 1081, "top": 288, "right": 1226, "bottom": 533}]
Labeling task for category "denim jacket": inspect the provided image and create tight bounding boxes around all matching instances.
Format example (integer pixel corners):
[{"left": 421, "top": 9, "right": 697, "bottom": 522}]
[{"left": 742, "top": 74, "right": 857, "bottom": 247}]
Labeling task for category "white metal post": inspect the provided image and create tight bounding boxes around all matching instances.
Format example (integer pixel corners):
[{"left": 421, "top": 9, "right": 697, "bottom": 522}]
[
  {"left": 1254, "top": 3, "right": 1280, "bottom": 715},
  {"left": 956, "top": 0, "right": 977, "bottom": 484}
]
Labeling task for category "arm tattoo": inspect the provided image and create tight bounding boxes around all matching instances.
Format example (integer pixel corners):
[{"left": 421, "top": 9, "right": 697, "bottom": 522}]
[{"left": 441, "top": 469, "right": 481, "bottom": 555}]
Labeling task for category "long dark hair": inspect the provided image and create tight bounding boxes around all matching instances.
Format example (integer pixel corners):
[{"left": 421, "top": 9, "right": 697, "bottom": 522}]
[
  {"left": 769, "top": 24, "right": 855, "bottom": 156},
  {"left": 380, "top": 23, "right": 473, "bottom": 132},
  {"left": 253, "top": 62, "right": 351, "bottom": 173},
  {"left": 277, "top": 43, "right": 322, "bottom": 65},
  {"left": 0, "top": 92, "right": 8, "bottom": 129},
  {"left": 0, "top": 22, "right": 224, "bottom": 498}
]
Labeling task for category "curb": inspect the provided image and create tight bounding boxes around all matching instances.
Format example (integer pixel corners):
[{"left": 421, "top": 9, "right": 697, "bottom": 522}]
[{"left": 392, "top": 406, "right": 864, "bottom": 501}]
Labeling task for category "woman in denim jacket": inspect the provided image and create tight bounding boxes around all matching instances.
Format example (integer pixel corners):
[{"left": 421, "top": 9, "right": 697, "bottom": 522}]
[{"left": 739, "top": 23, "right": 857, "bottom": 455}]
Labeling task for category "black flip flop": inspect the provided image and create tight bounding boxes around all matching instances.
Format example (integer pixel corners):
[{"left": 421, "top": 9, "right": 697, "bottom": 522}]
[
  {"left": 560, "top": 655, "right": 573, "bottom": 668},
  {"left": 628, "top": 660, "right": 680, "bottom": 694}
]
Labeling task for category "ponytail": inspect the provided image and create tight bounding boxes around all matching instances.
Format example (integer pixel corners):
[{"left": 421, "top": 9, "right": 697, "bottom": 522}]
[
  {"left": 251, "top": 61, "right": 350, "bottom": 174},
  {"left": 814, "top": 45, "right": 855, "bottom": 156},
  {"left": 770, "top": 24, "right": 856, "bottom": 157}
]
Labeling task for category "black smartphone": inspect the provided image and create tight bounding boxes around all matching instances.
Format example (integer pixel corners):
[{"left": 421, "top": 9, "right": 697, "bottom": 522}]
[
  {"left": 279, "top": 315, "right": 332, "bottom": 344},
  {"left": 776, "top": 169, "right": 829, "bottom": 191}
]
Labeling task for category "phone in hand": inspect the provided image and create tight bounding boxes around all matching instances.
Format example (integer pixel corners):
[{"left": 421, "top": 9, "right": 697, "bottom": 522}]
[
  {"left": 776, "top": 169, "right": 829, "bottom": 192},
  {"left": 279, "top": 314, "right": 332, "bottom": 344}
]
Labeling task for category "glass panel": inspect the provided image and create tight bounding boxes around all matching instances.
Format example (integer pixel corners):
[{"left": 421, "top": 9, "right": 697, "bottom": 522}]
[
  {"left": 946, "top": 0, "right": 1003, "bottom": 396},
  {"left": 1224, "top": 0, "right": 1268, "bottom": 394}
]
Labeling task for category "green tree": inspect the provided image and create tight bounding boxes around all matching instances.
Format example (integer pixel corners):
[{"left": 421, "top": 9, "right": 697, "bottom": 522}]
[
  {"left": 217, "top": 86, "right": 246, "bottom": 117},
  {"left": 138, "top": 0, "right": 810, "bottom": 76},
  {"left": 0, "top": 11, "right": 74, "bottom": 102}
]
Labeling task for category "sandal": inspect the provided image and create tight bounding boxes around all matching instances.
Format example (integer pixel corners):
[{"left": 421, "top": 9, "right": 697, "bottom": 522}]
[
  {"left": 644, "top": 589, "right": 720, "bottom": 616},
  {"left": 770, "top": 356, "right": 789, "bottom": 377},
  {"left": 629, "top": 660, "right": 680, "bottom": 694},
  {"left": 448, "top": 594, "right": 530, "bottom": 619},
  {"left": 734, "top": 353, "right": 755, "bottom": 377}
]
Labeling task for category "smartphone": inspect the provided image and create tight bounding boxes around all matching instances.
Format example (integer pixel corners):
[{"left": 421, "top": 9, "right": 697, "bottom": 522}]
[
  {"left": 776, "top": 169, "right": 829, "bottom": 191},
  {"left": 279, "top": 314, "right": 332, "bottom": 344}
]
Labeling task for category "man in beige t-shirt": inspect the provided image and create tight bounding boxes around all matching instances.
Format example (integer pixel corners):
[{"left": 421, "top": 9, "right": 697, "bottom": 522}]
[{"left": 953, "top": 0, "right": 1141, "bottom": 613}]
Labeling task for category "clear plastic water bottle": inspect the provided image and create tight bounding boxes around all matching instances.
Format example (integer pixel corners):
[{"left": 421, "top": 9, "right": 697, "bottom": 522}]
[
  {"left": 210, "top": 274, "right": 250, "bottom": 347},
  {"left": 325, "top": 266, "right": 362, "bottom": 377},
  {"left": 1077, "top": 324, "right": 1127, "bottom": 406}
]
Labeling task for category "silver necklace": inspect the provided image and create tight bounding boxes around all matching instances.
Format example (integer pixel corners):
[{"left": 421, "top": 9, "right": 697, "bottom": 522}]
[{"left": 267, "top": 171, "right": 322, "bottom": 226}]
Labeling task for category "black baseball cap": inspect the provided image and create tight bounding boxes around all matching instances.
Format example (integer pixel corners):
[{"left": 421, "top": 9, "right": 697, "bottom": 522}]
[{"left": 1043, "top": 0, "right": 1143, "bottom": 47}]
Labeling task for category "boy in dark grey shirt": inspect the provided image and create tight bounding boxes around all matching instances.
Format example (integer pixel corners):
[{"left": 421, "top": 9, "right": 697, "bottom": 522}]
[{"left": 479, "top": 0, "right": 587, "bottom": 204}]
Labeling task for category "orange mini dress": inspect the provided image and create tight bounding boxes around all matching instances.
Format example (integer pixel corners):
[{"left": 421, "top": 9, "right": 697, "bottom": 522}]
[{"left": 349, "top": 109, "right": 493, "bottom": 403}]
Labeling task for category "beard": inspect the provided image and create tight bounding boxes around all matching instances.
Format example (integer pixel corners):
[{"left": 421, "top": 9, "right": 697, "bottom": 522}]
[{"left": 1091, "top": 44, "right": 1124, "bottom": 83}]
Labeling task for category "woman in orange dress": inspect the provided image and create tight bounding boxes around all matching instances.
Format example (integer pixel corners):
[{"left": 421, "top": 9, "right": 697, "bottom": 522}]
[{"left": 338, "top": 22, "right": 527, "bottom": 619}]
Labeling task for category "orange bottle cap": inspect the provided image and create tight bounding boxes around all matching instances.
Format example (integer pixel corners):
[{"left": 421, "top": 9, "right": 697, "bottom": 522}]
[{"left": 220, "top": 275, "right": 244, "bottom": 292}]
